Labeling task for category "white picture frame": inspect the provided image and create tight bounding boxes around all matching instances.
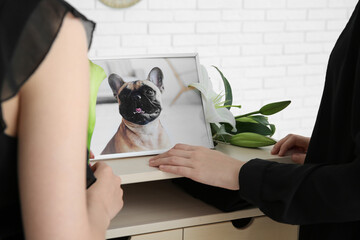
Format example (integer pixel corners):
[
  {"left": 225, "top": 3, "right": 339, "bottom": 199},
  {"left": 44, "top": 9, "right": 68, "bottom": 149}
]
[{"left": 91, "top": 53, "right": 213, "bottom": 160}]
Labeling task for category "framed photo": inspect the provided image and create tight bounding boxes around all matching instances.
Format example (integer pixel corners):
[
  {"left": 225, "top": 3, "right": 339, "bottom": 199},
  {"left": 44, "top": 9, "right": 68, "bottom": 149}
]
[{"left": 91, "top": 53, "right": 213, "bottom": 160}]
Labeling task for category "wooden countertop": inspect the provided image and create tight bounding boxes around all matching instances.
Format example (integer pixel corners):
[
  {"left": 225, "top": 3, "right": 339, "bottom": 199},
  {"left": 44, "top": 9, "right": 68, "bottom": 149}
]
[
  {"left": 92, "top": 143, "right": 290, "bottom": 185},
  {"left": 96, "top": 144, "right": 293, "bottom": 238}
]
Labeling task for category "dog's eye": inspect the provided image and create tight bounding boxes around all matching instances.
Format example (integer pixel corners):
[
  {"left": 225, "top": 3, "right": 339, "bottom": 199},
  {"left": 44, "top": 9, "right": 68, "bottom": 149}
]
[{"left": 146, "top": 89, "right": 155, "bottom": 96}]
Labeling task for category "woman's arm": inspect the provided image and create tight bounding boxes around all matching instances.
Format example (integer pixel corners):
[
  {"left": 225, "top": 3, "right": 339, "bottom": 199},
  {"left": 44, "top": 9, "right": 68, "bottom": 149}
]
[
  {"left": 18, "top": 14, "right": 122, "bottom": 240},
  {"left": 149, "top": 144, "right": 244, "bottom": 190},
  {"left": 150, "top": 136, "right": 360, "bottom": 224},
  {"left": 149, "top": 135, "right": 310, "bottom": 190}
]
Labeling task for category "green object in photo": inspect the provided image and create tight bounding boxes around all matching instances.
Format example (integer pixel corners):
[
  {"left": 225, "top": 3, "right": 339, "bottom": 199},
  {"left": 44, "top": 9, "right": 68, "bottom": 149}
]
[{"left": 87, "top": 60, "right": 107, "bottom": 152}]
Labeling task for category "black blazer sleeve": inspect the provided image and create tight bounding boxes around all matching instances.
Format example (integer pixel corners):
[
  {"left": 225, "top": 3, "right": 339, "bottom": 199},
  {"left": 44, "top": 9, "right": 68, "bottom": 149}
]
[{"left": 239, "top": 132, "right": 360, "bottom": 225}]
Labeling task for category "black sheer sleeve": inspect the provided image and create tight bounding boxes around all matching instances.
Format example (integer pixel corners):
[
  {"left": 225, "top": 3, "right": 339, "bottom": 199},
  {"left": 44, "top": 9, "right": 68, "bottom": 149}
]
[{"left": 0, "top": 0, "right": 95, "bottom": 108}]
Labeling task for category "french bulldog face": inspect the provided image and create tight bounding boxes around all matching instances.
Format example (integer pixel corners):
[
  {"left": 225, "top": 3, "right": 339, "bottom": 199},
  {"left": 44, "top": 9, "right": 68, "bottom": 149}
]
[{"left": 108, "top": 67, "right": 164, "bottom": 125}]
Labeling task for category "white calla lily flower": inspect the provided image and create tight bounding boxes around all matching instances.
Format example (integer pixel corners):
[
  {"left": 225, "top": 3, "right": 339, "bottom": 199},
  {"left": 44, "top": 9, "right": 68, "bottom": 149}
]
[{"left": 190, "top": 65, "right": 237, "bottom": 132}]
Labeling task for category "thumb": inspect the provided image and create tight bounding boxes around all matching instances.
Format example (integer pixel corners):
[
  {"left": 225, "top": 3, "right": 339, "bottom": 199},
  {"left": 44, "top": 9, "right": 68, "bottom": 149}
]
[
  {"left": 90, "top": 162, "right": 98, "bottom": 172},
  {"left": 291, "top": 153, "right": 306, "bottom": 165}
]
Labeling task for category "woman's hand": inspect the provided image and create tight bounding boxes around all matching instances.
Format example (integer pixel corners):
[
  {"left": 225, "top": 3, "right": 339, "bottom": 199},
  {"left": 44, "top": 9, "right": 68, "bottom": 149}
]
[
  {"left": 149, "top": 144, "right": 244, "bottom": 190},
  {"left": 87, "top": 162, "right": 123, "bottom": 225},
  {"left": 271, "top": 134, "right": 310, "bottom": 164},
  {"left": 89, "top": 150, "right": 95, "bottom": 159}
]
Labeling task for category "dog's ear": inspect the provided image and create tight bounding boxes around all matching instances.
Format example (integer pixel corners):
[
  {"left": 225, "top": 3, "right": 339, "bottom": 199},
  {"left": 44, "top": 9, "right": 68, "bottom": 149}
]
[
  {"left": 108, "top": 73, "right": 125, "bottom": 98},
  {"left": 147, "top": 67, "right": 164, "bottom": 93}
]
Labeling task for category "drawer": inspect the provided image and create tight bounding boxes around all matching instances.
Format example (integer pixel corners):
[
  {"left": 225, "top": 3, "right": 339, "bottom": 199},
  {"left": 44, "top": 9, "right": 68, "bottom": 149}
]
[
  {"left": 130, "top": 229, "right": 182, "bottom": 240},
  {"left": 184, "top": 216, "right": 298, "bottom": 240}
]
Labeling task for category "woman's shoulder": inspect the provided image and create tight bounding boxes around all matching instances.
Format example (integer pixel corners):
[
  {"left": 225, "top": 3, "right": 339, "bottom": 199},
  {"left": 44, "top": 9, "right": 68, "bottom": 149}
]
[
  {"left": 0, "top": 0, "right": 91, "bottom": 35},
  {"left": 0, "top": 0, "right": 95, "bottom": 102}
]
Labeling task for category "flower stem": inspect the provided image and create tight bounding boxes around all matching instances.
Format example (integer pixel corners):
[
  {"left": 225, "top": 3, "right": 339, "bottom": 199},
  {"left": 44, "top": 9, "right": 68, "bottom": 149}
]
[
  {"left": 235, "top": 110, "right": 260, "bottom": 119},
  {"left": 216, "top": 104, "right": 241, "bottom": 109}
]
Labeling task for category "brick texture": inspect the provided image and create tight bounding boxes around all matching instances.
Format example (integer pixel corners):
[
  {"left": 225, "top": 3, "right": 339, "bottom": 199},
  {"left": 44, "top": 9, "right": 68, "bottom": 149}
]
[{"left": 67, "top": 0, "right": 358, "bottom": 138}]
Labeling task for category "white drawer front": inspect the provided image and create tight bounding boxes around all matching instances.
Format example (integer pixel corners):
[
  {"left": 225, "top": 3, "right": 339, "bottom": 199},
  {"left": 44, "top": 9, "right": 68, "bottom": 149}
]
[
  {"left": 131, "top": 229, "right": 182, "bottom": 240},
  {"left": 184, "top": 216, "right": 298, "bottom": 240}
]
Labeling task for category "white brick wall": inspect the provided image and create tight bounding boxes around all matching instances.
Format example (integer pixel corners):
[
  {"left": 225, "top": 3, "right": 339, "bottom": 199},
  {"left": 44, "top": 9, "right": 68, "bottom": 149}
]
[{"left": 68, "top": 0, "right": 358, "bottom": 138}]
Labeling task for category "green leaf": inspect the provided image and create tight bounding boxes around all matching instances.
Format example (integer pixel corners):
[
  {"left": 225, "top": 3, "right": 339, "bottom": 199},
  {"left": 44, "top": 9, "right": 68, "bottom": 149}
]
[
  {"left": 269, "top": 124, "right": 276, "bottom": 136},
  {"left": 235, "top": 122, "right": 273, "bottom": 136},
  {"left": 212, "top": 66, "right": 233, "bottom": 110},
  {"left": 214, "top": 135, "right": 233, "bottom": 143},
  {"left": 248, "top": 115, "right": 269, "bottom": 126},
  {"left": 223, "top": 121, "right": 272, "bottom": 136},
  {"left": 230, "top": 132, "right": 276, "bottom": 148},
  {"left": 236, "top": 117, "right": 258, "bottom": 123},
  {"left": 217, "top": 124, "right": 233, "bottom": 136},
  {"left": 222, "top": 122, "right": 236, "bottom": 133},
  {"left": 88, "top": 60, "right": 107, "bottom": 153},
  {"left": 212, "top": 124, "right": 233, "bottom": 143},
  {"left": 210, "top": 122, "right": 220, "bottom": 136},
  {"left": 260, "top": 100, "right": 291, "bottom": 115}
]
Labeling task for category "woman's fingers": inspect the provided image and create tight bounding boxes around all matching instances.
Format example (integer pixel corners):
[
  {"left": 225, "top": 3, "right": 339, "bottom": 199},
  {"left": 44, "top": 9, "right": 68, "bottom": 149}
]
[
  {"left": 158, "top": 164, "right": 193, "bottom": 178},
  {"left": 150, "top": 144, "right": 244, "bottom": 190},
  {"left": 149, "top": 155, "right": 193, "bottom": 168},
  {"left": 271, "top": 134, "right": 310, "bottom": 156},
  {"left": 173, "top": 143, "right": 199, "bottom": 151},
  {"left": 271, "top": 134, "right": 291, "bottom": 155},
  {"left": 92, "top": 162, "right": 116, "bottom": 179},
  {"left": 89, "top": 150, "right": 95, "bottom": 159},
  {"left": 90, "top": 162, "right": 98, "bottom": 172},
  {"left": 149, "top": 144, "right": 206, "bottom": 169},
  {"left": 166, "top": 148, "right": 193, "bottom": 158},
  {"left": 87, "top": 162, "right": 124, "bottom": 221},
  {"left": 150, "top": 144, "right": 196, "bottom": 161},
  {"left": 278, "top": 136, "right": 297, "bottom": 156}
]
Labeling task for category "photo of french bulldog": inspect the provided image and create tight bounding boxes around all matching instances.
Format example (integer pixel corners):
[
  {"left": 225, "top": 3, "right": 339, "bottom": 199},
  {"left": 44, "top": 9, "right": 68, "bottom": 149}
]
[
  {"left": 101, "top": 67, "right": 171, "bottom": 154},
  {"left": 90, "top": 54, "right": 213, "bottom": 160}
]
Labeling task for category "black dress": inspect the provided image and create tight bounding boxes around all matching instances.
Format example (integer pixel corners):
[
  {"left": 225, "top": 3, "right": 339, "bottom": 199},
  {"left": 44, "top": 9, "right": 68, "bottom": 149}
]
[
  {"left": 239, "top": 1, "right": 360, "bottom": 239},
  {"left": 0, "top": 0, "right": 95, "bottom": 238}
]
